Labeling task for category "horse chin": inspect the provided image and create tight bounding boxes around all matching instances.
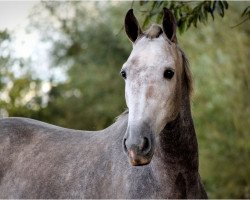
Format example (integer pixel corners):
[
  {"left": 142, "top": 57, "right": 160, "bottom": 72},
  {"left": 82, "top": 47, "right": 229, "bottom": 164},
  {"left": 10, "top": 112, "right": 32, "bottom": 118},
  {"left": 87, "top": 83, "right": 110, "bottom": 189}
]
[{"left": 130, "top": 158, "right": 151, "bottom": 166}]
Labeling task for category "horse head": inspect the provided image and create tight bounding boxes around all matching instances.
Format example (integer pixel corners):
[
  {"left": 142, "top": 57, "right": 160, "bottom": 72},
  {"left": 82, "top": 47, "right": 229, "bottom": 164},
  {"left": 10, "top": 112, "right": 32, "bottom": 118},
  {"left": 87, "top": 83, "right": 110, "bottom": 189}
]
[{"left": 122, "top": 8, "right": 189, "bottom": 166}]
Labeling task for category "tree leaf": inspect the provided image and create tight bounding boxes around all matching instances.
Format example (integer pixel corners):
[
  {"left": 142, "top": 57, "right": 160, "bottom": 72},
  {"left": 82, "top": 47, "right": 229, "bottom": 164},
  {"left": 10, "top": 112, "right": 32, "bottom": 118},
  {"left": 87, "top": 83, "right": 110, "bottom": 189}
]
[
  {"left": 222, "top": 1, "right": 229, "bottom": 9},
  {"left": 218, "top": 1, "right": 225, "bottom": 17},
  {"left": 156, "top": 12, "right": 163, "bottom": 24},
  {"left": 178, "top": 18, "right": 186, "bottom": 34},
  {"left": 212, "top": 0, "right": 217, "bottom": 12},
  {"left": 142, "top": 15, "right": 150, "bottom": 28},
  {"left": 241, "top": 6, "right": 250, "bottom": 17}
]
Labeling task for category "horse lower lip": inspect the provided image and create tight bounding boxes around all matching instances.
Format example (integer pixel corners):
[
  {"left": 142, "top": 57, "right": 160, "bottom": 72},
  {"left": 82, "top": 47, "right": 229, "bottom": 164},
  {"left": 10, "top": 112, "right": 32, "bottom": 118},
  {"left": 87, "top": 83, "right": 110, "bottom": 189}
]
[
  {"left": 130, "top": 158, "right": 151, "bottom": 166},
  {"left": 128, "top": 149, "right": 152, "bottom": 166}
]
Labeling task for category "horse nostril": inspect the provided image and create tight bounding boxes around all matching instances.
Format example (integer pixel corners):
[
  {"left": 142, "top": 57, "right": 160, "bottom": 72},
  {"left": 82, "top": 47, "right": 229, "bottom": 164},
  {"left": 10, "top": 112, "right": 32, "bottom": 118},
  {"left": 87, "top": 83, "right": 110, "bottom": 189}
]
[
  {"left": 123, "top": 138, "right": 128, "bottom": 153},
  {"left": 140, "top": 137, "right": 150, "bottom": 153}
]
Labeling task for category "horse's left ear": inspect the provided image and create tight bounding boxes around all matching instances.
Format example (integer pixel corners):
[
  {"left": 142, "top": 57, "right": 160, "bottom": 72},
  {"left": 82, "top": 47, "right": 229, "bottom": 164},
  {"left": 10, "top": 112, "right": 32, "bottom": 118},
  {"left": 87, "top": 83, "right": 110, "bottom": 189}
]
[{"left": 162, "top": 7, "right": 177, "bottom": 43}]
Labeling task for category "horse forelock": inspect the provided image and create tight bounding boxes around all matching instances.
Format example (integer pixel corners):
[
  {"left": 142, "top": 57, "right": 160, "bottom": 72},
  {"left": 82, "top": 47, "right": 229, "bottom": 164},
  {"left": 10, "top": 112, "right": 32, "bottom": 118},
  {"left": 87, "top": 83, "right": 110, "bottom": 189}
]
[{"left": 144, "top": 24, "right": 163, "bottom": 39}]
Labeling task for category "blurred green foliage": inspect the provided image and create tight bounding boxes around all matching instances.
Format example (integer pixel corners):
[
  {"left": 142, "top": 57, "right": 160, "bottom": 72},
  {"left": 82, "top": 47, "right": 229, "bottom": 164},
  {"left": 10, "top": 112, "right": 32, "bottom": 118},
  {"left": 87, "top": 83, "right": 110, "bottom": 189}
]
[
  {"left": 138, "top": 1, "right": 249, "bottom": 33},
  {"left": 140, "top": 0, "right": 229, "bottom": 32},
  {"left": 0, "top": 1, "right": 249, "bottom": 198},
  {"left": 178, "top": 5, "right": 250, "bottom": 197}
]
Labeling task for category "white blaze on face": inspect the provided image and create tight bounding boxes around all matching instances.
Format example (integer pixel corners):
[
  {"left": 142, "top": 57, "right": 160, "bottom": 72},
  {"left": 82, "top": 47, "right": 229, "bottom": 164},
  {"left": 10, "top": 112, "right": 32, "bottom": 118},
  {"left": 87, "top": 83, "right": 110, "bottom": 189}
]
[{"left": 122, "top": 35, "right": 181, "bottom": 134}]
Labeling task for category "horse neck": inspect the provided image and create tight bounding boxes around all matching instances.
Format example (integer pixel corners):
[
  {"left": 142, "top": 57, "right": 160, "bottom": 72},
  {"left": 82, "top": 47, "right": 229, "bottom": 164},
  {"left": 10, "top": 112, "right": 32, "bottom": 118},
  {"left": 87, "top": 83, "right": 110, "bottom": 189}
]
[{"left": 157, "top": 86, "right": 199, "bottom": 171}]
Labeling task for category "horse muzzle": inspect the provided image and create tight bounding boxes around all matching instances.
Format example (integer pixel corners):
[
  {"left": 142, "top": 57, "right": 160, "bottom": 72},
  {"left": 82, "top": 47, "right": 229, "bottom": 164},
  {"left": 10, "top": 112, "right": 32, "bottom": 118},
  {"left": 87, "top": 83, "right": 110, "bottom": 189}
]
[{"left": 123, "top": 124, "right": 155, "bottom": 166}]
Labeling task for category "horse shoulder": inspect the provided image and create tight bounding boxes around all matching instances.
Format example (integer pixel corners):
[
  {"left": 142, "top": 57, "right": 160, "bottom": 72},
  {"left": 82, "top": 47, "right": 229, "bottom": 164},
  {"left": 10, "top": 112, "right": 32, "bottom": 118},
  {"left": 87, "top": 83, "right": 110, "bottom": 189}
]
[
  {"left": 0, "top": 117, "right": 92, "bottom": 198},
  {"left": 0, "top": 116, "right": 129, "bottom": 198}
]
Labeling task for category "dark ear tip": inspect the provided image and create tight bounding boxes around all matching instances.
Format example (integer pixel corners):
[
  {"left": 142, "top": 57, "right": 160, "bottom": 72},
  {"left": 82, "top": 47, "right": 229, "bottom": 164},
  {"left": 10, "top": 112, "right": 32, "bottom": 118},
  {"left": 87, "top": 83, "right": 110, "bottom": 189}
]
[
  {"left": 127, "top": 9, "right": 134, "bottom": 16},
  {"left": 163, "top": 7, "right": 168, "bottom": 12},
  {"left": 163, "top": 7, "right": 173, "bottom": 16},
  {"left": 163, "top": 7, "right": 176, "bottom": 23},
  {"left": 162, "top": 7, "right": 177, "bottom": 43}
]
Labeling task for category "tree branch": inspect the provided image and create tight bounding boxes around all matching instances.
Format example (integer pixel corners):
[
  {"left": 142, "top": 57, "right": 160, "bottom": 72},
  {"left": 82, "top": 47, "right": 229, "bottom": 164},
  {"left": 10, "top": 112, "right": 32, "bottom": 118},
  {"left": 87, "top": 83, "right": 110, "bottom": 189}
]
[{"left": 231, "top": 17, "right": 250, "bottom": 28}]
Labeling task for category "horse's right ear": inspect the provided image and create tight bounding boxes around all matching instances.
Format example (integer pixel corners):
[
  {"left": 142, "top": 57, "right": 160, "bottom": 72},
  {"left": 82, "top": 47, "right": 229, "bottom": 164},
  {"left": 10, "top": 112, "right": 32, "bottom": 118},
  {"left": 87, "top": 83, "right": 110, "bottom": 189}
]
[{"left": 125, "top": 9, "right": 142, "bottom": 43}]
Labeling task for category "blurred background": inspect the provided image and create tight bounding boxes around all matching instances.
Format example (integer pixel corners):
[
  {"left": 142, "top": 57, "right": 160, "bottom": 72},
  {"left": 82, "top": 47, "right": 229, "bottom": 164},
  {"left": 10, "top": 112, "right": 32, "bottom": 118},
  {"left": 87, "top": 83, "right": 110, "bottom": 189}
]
[{"left": 0, "top": 1, "right": 249, "bottom": 198}]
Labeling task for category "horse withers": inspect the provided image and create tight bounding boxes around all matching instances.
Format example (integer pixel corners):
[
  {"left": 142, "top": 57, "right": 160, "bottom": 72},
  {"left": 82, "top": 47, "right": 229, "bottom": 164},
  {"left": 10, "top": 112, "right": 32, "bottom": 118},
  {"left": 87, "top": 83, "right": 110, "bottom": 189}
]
[{"left": 0, "top": 8, "right": 208, "bottom": 198}]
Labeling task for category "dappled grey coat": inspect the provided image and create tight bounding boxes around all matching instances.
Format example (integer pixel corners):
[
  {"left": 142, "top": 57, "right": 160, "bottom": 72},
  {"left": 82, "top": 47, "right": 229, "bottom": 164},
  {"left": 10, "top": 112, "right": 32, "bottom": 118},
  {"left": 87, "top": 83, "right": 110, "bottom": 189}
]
[{"left": 0, "top": 7, "right": 207, "bottom": 199}]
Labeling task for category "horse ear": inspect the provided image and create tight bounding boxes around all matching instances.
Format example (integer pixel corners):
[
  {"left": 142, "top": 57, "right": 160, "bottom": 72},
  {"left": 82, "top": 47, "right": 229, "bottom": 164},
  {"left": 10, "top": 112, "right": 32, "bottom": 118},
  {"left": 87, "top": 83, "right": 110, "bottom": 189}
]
[
  {"left": 162, "top": 7, "right": 177, "bottom": 43},
  {"left": 125, "top": 9, "right": 142, "bottom": 43}
]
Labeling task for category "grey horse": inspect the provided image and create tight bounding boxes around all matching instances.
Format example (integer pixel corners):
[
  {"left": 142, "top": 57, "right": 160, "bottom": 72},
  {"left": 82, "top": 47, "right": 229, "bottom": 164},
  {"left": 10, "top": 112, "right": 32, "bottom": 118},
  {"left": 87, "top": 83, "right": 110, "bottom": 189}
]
[{"left": 0, "top": 8, "right": 208, "bottom": 199}]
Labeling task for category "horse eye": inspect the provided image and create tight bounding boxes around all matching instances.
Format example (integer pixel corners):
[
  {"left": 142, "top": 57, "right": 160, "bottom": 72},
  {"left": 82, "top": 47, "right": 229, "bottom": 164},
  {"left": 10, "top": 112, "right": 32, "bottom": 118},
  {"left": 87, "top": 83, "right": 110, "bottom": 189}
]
[
  {"left": 120, "top": 70, "right": 127, "bottom": 79},
  {"left": 163, "top": 69, "right": 174, "bottom": 79}
]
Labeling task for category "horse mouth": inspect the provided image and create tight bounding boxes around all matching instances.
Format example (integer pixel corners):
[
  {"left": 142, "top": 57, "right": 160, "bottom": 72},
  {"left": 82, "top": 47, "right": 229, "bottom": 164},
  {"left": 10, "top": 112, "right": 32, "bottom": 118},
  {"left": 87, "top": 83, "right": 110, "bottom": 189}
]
[{"left": 128, "top": 149, "right": 152, "bottom": 166}]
